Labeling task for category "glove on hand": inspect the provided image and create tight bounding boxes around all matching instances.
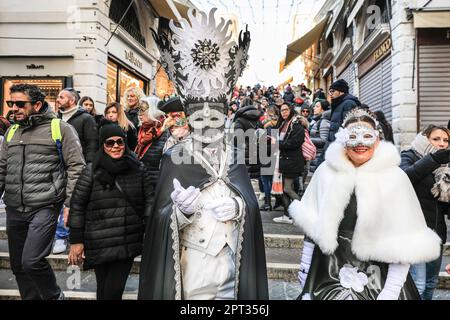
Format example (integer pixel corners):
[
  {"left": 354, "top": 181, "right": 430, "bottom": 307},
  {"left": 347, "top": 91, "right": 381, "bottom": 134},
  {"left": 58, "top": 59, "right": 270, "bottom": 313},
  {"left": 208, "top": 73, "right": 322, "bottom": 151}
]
[
  {"left": 170, "top": 178, "right": 201, "bottom": 215},
  {"left": 377, "top": 263, "right": 410, "bottom": 300},
  {"left": 431, "top": 149, "right": 450, "bottom": 164},
  {"left": 203, "top": 197, "right": 238, "bottom": 222}
]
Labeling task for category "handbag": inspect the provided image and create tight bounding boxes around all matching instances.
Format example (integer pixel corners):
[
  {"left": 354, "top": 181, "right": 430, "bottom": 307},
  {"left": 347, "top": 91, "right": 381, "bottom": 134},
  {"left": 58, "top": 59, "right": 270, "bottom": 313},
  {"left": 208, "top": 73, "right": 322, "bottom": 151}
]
[{"left": 302, "top": 130, "right": 317, "bottom": 161}]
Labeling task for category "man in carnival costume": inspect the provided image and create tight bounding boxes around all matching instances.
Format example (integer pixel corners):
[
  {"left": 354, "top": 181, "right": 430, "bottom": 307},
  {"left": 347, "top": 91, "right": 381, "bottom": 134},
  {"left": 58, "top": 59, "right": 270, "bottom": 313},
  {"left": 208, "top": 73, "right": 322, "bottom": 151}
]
[
  {"left": 289, "top": 108, "right": 441, "bottom": 300},
  {"left": 138, "top": 8, "right": 268, "bottom": 300}
]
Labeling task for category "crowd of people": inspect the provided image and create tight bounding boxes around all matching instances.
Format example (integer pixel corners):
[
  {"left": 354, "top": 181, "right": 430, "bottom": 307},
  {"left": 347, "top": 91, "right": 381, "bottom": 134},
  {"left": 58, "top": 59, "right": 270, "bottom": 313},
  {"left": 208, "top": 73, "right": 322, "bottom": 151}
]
[
  {"left": 0, "top": 77, "right": 449, "bottom": 300},
  {"left": 0, "top": 4, "right": 449, "bottom": 301}
]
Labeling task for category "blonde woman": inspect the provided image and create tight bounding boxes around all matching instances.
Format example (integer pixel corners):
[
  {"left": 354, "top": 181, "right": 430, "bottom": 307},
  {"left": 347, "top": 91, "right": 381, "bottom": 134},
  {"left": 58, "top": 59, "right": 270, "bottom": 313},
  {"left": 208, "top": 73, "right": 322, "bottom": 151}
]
[
  {"left": 104, "top": 102, "right": 137, "bottom": 150},
  {"left": 123, "top": 87, "right": 145, "bottom": 129}
]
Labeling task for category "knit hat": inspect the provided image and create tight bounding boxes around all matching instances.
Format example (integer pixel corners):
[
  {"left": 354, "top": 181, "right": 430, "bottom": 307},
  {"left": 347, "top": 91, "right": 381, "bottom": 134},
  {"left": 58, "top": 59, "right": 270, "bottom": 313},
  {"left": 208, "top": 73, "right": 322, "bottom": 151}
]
[
  {"left": 330, "top": 79, "right": 349, "bottom": 94},
  {"left": 98, "top": 119, "right": 126, "bottom": 144}
]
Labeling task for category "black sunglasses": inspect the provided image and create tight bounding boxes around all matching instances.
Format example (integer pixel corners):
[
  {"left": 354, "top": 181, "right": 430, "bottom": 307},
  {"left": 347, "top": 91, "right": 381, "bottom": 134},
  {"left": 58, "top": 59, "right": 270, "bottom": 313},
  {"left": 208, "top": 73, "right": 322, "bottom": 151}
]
[
  {"left": 6, "top": 100, "right": 36, "bottom": 108},
  {"left": 104, "top": 138, "right": 125, "bottom": 148}
]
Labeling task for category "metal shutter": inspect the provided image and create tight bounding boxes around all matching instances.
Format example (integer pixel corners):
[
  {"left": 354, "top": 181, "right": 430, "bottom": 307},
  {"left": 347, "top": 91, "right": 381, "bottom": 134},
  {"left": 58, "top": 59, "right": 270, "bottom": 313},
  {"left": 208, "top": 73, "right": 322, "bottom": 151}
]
[
  {"left": 339, "top": 63, "right": 356, "bottom": 95},
  {"left": 381, "top": 54, "right": 392, "bottom": 122},
  {"left": 418, "top": 45, "right": 450, "bottom": 130},
  {"left": 359, "top": 54, "right": 392, "bottom": 122}
]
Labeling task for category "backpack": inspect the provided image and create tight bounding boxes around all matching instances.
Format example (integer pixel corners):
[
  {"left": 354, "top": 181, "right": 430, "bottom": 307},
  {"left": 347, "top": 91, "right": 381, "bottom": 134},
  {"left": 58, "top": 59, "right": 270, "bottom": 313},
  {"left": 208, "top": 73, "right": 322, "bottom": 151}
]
[
  {"left": 6, "top": 118, "right": 66, "bottom": 173},
  {"left": 302, "top": 130, "right": 317, "bottom": 161}
]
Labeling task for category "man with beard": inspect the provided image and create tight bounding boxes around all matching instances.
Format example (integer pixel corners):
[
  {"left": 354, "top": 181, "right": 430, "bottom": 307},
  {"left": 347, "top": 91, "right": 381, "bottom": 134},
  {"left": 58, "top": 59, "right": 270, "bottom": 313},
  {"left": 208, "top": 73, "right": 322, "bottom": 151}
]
[
  {"left": 138, "top": 8, "right": 268, "bottom": 300},
  {"left": 0, "top": 84, "right": 85, "bottom": 299},
  {"left": 52, "top": 88, "right": 98, "bottom": 254}
]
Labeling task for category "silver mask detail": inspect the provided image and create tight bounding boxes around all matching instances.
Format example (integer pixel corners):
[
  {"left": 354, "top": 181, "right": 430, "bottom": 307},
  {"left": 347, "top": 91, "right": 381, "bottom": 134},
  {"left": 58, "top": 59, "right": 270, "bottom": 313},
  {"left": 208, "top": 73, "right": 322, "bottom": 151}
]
[{"left": 345, "top": 122, "right": 379, "bottom": 148}]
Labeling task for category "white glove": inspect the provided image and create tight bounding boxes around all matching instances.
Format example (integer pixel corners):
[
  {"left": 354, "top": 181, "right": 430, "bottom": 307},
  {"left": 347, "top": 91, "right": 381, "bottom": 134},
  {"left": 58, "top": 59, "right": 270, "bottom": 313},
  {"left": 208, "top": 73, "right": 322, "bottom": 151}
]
[
  {"left": 298, "top": 240, "right": 315, "bottom": 290},
  {"left": 170, "top": 178, "right": 201, "bottom": 215},
  {"left": 203, "top": 197, "right": 238, "bottom": 222},
  {"left": 377, "top": 263, "right": 410, "bottom": 300}
]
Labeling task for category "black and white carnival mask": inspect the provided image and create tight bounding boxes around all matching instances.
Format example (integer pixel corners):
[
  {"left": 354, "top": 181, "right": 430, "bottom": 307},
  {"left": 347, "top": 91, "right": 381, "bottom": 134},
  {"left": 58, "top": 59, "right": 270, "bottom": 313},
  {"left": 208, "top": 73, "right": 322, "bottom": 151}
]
[
  {"left": 188, "top": 102, "right": 225, "bottom": 144},
  {"left": 152, "top": 8, "right": 250, "bottom": 145}
]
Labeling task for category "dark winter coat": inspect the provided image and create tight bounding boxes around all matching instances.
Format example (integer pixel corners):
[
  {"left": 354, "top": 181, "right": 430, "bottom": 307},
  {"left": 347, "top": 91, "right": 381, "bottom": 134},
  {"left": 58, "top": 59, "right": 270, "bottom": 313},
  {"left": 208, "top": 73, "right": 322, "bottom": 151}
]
[
  {"left": 328, "top": 94, "right": 361, "bottom": 142},
  {"left": 279, "top": 117, "right": 305, "bottom": 178},
  {"left": 0, "top": 105, "right": 85, "bottom": 211},
  {"left": 68, "top": 162, "right": 153, "bottom": 269},
  {"left": 233, "top": 105, "right": 263, "bottom": 179},
  {"left": 126, "top": 108, "right": 140, "bottom": 131},
  {"left": 139, "top": 130, "right": 169, "bottom": 204},
  {"left": 400, "top": 149, "right": 449, "bottom": 243},
  {"left": 283, "top": 91, "right": 295, "bottom": 103},
  {"left": 60, "top": 108, "right": 99, "bottom": 163},
  {"left": 309, "top": 113, "right": 331, "bottom": 172}
]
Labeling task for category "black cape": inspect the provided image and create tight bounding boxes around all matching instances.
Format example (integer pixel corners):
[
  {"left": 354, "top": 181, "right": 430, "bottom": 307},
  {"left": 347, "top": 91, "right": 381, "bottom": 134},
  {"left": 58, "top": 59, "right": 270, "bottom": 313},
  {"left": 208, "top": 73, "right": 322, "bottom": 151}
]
[{"left": 138, "top": 142, "right": 269, "bottom": 299}]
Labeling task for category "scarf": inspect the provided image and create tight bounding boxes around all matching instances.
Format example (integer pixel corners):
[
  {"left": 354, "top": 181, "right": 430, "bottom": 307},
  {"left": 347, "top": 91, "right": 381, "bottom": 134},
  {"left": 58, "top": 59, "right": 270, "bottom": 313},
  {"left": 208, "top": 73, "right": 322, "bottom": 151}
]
[
  {"left": 410, "top": 133, "right": 440, "bottom": 158},
  {"left": 135, "top": 119, "right": 164, "bottom": 159},
  {"left": 59, "top": 106, "right": 78, "bottom": 122},
  {"left": 93, "top": 149, "right": 140, "bottom": 189}
]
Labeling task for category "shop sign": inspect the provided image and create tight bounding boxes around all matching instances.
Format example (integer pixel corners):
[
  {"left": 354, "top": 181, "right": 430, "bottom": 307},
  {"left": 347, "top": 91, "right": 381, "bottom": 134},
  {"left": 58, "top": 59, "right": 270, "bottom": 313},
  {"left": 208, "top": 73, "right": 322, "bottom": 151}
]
[
  {"left": 26, "top": 64, "right": 44, "bottom": 70},
  {"left": 124, "top": 50, "right": 143, "bottom": 70},
  {"left": 373, "top": 38, "right": 391, "bottom": 62}
]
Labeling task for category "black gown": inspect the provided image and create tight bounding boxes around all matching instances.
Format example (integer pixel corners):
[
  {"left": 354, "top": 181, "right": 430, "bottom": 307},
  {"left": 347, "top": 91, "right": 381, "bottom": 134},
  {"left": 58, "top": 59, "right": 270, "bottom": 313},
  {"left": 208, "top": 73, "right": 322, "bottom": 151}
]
[
  {"left": 298, "top": 193, "right": 420, "bottom": 300},
  {"left": 138, "top": 142, "right": 269, "bottom": 300}
]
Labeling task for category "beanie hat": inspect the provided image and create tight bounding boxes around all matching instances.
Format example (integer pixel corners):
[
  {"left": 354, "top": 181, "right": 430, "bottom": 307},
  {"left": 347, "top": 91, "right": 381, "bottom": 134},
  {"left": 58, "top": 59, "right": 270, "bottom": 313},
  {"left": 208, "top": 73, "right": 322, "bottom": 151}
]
[
  {"left": 330, "top": 79, "right": 349, "bottom": 94},
  {"left": 98, "top": 119, "right": 126, "bottom": 144}
]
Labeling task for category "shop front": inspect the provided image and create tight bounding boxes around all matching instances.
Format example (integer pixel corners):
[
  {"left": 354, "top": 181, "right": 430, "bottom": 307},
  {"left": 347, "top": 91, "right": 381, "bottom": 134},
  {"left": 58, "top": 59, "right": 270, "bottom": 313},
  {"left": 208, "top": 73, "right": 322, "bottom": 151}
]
[
  {"left": 0, "top": 57, "right": 74, "bottom": 116},
  {"left": 357, "top": 37, "right": 393, "bottom": 121},
  {"left": 106, "top": 34, "right": 154, "bottom": 107}
]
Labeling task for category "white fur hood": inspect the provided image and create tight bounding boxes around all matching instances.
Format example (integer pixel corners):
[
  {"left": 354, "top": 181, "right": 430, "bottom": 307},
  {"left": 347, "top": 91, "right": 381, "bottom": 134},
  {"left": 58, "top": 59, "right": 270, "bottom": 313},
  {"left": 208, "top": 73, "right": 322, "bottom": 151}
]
[{"left": 289, "top": 141, "right": 441, "bottom": 264}]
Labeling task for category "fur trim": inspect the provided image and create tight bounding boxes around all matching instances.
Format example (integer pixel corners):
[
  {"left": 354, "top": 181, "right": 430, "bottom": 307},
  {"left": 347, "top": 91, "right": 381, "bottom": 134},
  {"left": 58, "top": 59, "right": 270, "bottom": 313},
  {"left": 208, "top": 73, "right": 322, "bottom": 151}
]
[{"left": 289, "top": 141, "right": 441, "bottom": 264}]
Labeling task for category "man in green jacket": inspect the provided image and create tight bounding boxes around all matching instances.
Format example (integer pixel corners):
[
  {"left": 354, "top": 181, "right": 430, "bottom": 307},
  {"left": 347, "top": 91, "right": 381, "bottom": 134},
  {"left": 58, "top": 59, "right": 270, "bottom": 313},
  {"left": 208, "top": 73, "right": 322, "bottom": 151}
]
[{"left": 0, "top": 84, "right": 85, "bottom": 299}]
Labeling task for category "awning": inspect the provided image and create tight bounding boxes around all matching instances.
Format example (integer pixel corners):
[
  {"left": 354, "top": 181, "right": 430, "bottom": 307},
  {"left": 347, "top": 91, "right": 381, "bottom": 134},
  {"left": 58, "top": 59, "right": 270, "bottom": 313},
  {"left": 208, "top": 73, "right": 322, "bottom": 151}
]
[
  {"left": 347, "top": 0, "right": 365, "bottom": 28},
  {"left": 149, "top": 0, "right": 191, "bottom": 22},
  {"left": 284, "top": 14, "right": 330, "bottom": 67},
  {"left": 413, "top": 11, "right": 450, "bottom": 28}
]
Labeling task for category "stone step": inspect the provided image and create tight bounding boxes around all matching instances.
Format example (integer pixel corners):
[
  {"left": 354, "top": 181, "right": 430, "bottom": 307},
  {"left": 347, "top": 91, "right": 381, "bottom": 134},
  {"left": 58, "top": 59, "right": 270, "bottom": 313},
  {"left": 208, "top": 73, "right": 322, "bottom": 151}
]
[
  {"left": 3, "top": 229, "right": 450, "bottom": 254},
  {"left": 0, "top": 267, "right": 301, "bottom": 300},
  {"left": 0, "top": 226, "right": 304, "bottom": 249}
]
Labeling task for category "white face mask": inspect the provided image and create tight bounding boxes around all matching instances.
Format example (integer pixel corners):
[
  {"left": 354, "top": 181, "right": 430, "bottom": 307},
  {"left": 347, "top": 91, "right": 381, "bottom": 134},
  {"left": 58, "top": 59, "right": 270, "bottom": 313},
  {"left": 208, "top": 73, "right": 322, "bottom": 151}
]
[
  {"left": 344, "top": 122, "right": 378, "bottom": 148},
  {"left": 187, "top": 102, "right": 225, "bottom": 144}
]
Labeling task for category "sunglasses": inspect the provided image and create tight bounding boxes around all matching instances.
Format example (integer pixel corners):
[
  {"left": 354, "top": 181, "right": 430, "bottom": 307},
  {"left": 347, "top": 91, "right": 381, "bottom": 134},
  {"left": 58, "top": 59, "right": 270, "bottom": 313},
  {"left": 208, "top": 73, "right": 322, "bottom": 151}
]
[
  {"left": 104, "top": 138, "right": 125, "bottom": 148},
  {"left": 6, "top": 100, "right": 36, "bottom": 108},
  {"left": 328, "top": 89, "right": 335, "bottom": 94}
]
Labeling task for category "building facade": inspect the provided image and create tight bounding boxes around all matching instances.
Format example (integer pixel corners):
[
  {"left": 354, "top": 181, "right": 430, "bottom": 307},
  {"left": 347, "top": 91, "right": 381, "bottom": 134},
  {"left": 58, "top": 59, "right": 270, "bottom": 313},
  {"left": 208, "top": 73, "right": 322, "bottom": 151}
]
[
  {"left": 292, "top": 0, "right": 450, "bottom": 149},
  {"left": 0, "top": 0, "right": 193, "bottom": 115}
]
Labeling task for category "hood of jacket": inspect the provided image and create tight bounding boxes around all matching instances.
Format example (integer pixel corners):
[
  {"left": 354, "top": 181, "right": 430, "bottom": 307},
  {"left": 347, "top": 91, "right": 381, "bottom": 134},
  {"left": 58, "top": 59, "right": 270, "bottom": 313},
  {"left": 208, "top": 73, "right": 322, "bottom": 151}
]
[{"left": 234, "top": 105, "right": 262, "bottom": 122}]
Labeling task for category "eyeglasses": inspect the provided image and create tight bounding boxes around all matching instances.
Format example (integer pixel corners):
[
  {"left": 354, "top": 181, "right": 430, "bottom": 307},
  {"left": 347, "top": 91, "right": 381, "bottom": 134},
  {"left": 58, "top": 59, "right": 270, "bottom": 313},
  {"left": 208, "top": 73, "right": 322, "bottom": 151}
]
[
  {"left": 104, "top": 138, "right": 125, "bottom": 148},
  {"left": 6, "top": 100, "right": 35, "bottom": 108}
]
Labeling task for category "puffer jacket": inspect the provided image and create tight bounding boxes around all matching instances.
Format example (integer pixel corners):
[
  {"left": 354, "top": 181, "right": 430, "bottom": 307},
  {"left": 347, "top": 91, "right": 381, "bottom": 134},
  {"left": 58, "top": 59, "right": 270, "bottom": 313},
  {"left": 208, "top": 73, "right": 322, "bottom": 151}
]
[
  {"left": 309, "top": 112, "right": 331, "bottom": 172},
  {"left": 0, "top": 105, "right": 85, "bottom": 212},
  {"left": 328, "top": 93, "right": 361, "bottom": 142},
  {"left": 60, "top": 108, "right": 98, "bottom": 163},
  {"left": 68, "top": 162, "right": 153, "bottom": 269},
  {"left": 233, "top": 105, "right": 263, "bottom": 179},
  {"left": 400, "top": 149, "right": 449, "bottom": 243}
]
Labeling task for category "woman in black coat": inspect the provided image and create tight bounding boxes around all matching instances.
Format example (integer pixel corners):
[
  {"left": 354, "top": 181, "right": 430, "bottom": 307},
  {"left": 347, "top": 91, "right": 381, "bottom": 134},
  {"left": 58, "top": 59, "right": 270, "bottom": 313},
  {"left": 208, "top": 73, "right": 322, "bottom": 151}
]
[
  {"left": 400, "top": 124, "right": 450, "bottom": 300},
  {"left": 273, "top": 103, "right": 305, "bottom": 224},
  {"left": 68, "top": 122, "right": 153, "bottom": 300}
]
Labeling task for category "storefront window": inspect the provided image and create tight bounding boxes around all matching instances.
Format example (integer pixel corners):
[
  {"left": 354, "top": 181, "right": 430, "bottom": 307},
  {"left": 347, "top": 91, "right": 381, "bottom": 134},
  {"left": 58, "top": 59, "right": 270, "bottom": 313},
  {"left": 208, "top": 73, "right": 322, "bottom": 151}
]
[
  {"left": 107, "top": 57, "right": 147, "bottom": 106},
  {"left": 107, "top": 60, "right": 118, "bottom": 104},
  {"left": 2, "top": 78, "right": 64, "bottom": 116},
  {"left": 156, "top": 63, "right": 176, "bottom": 99}
]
